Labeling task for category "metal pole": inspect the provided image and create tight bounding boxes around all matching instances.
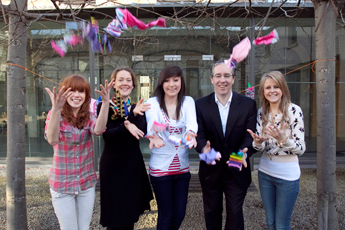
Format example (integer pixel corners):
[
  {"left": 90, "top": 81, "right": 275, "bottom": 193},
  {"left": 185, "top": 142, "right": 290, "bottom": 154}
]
[
  {"left": 89, "top": 42, "right": 99, "bottom": 172},
  {"left": 249, "top": 15, "right": 256, "bottom": 171},
  {"left": 250, "top": 15, "right": 256, "bottom": 91}
]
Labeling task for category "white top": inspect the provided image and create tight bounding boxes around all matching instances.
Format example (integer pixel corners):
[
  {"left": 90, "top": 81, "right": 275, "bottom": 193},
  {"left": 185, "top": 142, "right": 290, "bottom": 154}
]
[
  {"left": 215, "top": 92, "right": 233, "bottom": 136},
  {"left": 254, "top": 103, "right": 306, "bottom": 181},
  {"left": 146, "top": 96, "right": 198, "bottom": 171}
]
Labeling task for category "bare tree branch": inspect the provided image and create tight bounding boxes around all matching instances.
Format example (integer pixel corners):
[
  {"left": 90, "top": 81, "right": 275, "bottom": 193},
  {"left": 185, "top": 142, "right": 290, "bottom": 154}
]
[
  {"left": 340, "top": 3, "right": 345, "bottom": 26},
  {"left": 265, "top": 0, "right": 289, "bottom": 18},
  {"left": 315, "top": 0, "right": 330, "bottom": 32},
  {"left": 6, "top": 14, "right": 44, "bottom": 48},
  {"left": 330, "top": 0, "right": 339, "bottom": 17},
  {"left": 193, "top": 0, "right": 211, "bottom": 25},
  {"left": 67, "top": 0, "right": 76, "bottom": 22},
  {"left": 280, "top": 0, "right": 301, "bottom": 18},
  {"left": 0, "top": 0, "right": 7, "bottom": 24},
  {"left": 75, "top": 1, "right": 87, "bottom": 16},
  {"left": 50, "top": 0, "right": 63, "bottom": 19},
  {"left": 8, "top": 10, "right": 75, "bottom": 19},
  {"left": 13, "top": 0, "right": 28, "bottom": 26},
  {"left": 108, "top": 0, "right": 168, "bottom": 19},
  {"left": 257, "top": 0, "right": 275, "bottom": 37}
]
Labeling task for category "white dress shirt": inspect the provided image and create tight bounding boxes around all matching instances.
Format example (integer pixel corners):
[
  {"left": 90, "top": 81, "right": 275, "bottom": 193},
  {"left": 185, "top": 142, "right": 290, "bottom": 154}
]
[{"left": 214, "top": 92, "right": 233, "bottom": 136}]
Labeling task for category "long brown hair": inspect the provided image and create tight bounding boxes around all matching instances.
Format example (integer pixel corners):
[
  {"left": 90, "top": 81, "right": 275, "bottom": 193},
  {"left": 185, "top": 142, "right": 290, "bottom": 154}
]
[
  {"left": 259, "top": 71, "right": 291, "bottom": 129},
  {"left": 59, "top": 74, "right": 91, "bottom": 129},
  {"left": 154, "top": 65, "right": 186, "bottom": 120}
]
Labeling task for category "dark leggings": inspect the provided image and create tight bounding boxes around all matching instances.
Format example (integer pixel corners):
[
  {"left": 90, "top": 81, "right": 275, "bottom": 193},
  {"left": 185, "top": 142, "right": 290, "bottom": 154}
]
[
  {"left": 150, "top": 172, "right": 191, "bottom": 230},
  {"left": 107, "top": 224, "right": 134, "bottom": 230}
]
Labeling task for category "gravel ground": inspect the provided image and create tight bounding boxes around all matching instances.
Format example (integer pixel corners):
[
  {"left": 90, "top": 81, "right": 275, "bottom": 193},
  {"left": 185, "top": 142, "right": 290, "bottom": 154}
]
[{"left": 0, "top": 167, "right": 344, "bottom": 230}]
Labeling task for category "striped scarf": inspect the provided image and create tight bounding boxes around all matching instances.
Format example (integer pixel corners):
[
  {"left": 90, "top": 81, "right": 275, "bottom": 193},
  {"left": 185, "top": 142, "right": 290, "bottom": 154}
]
[{"left": 110, "top": 91, "right": 131, "bottom": 120}]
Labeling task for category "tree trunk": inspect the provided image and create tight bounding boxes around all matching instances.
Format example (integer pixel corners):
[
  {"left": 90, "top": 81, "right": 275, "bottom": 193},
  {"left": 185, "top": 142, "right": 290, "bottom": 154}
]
[
  {"left": 6, "top": 0, "right": 28, "bottom": 229},
  {"left": 313, "top": 0, "right": 339, "bottom": 229}
]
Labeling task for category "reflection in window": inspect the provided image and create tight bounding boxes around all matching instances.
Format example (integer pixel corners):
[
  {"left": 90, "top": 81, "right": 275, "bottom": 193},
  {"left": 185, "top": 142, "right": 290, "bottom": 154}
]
[{"left": 140, "top": 76, "right": 150, "bottom": 100}]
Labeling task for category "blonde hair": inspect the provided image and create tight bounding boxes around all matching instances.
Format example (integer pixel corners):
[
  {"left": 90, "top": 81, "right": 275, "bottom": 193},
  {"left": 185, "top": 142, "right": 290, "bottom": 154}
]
[{"left": 259, "top": 71, "right": 291, "bottom": 129}]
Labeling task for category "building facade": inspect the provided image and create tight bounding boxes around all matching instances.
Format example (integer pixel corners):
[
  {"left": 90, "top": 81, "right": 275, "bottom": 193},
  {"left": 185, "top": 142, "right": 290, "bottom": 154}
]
[{"left": 0, "top": 1, "right": 344, "bottom": 161}]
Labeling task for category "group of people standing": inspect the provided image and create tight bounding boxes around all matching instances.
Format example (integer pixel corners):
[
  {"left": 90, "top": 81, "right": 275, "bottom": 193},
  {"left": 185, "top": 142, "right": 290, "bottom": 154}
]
[{"left": 44, "top": 60, "right": 305, "bottom": 230}]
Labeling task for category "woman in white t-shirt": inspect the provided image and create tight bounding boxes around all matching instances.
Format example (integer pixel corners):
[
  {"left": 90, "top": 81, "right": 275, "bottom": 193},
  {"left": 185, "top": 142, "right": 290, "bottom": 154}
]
[
  {"left": 145, "top": 65, "right": 198, "bottom": 230},
  {"left": 247, "top": 71, "right": 306, "bottom": 230}
]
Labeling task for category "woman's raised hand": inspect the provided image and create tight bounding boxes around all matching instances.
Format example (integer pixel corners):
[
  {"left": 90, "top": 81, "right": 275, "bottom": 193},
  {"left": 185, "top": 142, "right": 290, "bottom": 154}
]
[
  {"left": 95, "top": 79, "right": 114, "bottom": 103},
  {"left": 247, "top": 129, "right": 269, "bottom": 145},
  {"left": 45, "top": 86, "right": 72, "bottom": 111},
  {"left": 146, "top": 134, "right": 165, "bottom": 150},
  {"left": 264, "top": 123, "right": 289, "bottom": 143},
  {"left": 133, "top": 98, "right": 151, "bottom": 116},
  {"left": 124, "top": 120, "right": 144, "bottom": 140}
]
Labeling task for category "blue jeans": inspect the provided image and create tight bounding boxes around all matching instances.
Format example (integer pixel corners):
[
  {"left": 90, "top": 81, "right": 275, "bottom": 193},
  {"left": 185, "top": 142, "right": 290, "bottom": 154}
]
[
  {"left": 150, "top": 172, "right": 191, "bottom": 230},
  {"left": 258, "top": 171, "right": 299, "bottom": 230}
]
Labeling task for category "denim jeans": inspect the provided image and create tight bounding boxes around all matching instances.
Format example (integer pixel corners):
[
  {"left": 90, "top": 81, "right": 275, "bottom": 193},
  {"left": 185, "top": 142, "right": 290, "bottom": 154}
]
[
  {"left": 50, "top": 186, "right": 96, "bottom": 230},
  {"left": 258, "top": 171, "right": 299, "bottom": 230},
  {"left": 150, "top": 172, "right": 191, "bottom": 230}
]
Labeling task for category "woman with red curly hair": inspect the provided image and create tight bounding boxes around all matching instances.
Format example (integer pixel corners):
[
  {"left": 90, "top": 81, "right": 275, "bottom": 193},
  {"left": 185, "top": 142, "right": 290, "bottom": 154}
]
[{"left": 44, "top": 74, "right": 114, "bottom": 230}]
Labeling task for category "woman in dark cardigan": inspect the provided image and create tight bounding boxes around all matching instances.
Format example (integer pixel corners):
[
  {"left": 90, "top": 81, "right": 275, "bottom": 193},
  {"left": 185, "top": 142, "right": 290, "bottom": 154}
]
[{"left": 97, "top": 67, "right": 153, "bottom": 230}]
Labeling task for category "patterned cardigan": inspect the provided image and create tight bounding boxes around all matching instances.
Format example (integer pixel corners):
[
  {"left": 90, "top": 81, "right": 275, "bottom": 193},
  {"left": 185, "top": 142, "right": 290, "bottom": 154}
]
[{"left": 253, "top": 103, "right": 306, "bottom": 156}]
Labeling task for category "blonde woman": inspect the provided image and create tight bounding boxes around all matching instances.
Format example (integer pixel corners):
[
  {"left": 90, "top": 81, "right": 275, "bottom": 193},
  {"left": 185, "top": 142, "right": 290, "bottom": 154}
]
[{"left": 247, "top": 71, "right": 306, "bottom": 230}]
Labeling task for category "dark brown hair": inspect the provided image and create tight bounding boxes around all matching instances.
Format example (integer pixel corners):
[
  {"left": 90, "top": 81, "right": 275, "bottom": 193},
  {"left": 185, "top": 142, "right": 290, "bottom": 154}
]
[
  {"left": 58, "top": 74, "right": 91, "bottom": 129},
  {"left": 154, "top": 65, "right": 186, "bottom": 120}
]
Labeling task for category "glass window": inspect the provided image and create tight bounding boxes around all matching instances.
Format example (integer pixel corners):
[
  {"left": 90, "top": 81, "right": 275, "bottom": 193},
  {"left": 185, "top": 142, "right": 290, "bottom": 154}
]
[{"left": 0, "top": 13, "right": 344, "bottom": 160}]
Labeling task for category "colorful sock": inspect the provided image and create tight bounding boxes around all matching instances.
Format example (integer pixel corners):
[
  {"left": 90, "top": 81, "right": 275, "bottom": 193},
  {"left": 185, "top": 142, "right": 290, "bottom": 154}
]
[
  {"left": 106, "top": 18, "right": 124, "bottom": 37},
  {"left": 181, "top": 135, "right": 194, "bottom": 149},
  {"left": 253, "top": 29, "right": 279, "bottom": 45},
  {"left": 168, "top": 135, "right": 194, "bottom": 149},
  {"left": 224, "top": 37, "right": 251, "bottom": 68},
  {"left": 51, "top": 40, "right": 67, "bottom": 57},
  {"left": 168, "top": 135, "right": 181, "bottom": 146},
  {"left": 199, "top": 148, "right": 221, "bottom": 165},
  {"left": 116, "top": 8, "right": 165, "bottom": 30},
  {"left": 231, "top": 37, "right": 251, "bottom": 63},
  {"left": 151, "top": 121, "right": 168, "bottom": 134},
  {"left": 228, "top": 150, "right": 243, "bottom": 169},
  {"left": 245, "top": 83, "right": 255, "bottom": 99},
  {"left": 64, "top": 34, "right": 83, "bottom": 46}
]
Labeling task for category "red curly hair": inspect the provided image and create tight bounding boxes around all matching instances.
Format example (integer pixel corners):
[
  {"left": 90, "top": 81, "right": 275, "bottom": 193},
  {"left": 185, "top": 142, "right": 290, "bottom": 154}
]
[{"left": 58, "top": 74, "right": 91, "bottom": 129}]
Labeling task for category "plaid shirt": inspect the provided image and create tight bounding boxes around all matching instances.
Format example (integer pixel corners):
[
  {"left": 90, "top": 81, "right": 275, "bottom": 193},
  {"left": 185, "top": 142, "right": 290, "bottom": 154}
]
[{"left": 45, "top": 110, "right": 99, "bottom": 194}]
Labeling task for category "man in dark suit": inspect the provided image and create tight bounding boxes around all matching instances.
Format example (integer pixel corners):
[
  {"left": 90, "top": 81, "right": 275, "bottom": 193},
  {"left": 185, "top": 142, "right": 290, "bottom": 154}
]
[{"left": 195, "top": 60, "right": 257, "bottom": 230}]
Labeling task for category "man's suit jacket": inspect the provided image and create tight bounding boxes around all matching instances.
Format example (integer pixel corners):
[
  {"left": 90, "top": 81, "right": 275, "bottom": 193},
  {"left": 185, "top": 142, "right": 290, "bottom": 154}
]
[{"left": 195, "top": 92, "right": 257, "bottom": 190}]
